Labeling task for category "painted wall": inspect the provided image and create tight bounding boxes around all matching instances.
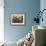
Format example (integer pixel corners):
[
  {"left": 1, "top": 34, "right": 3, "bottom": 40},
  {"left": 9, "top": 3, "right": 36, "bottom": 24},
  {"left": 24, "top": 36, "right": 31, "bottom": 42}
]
[
  {"left": 40, "top": 0, "right": 46, "bottom": 27},
  {"left": 4, "top": 0, "right": 40, "bottom": 42}
]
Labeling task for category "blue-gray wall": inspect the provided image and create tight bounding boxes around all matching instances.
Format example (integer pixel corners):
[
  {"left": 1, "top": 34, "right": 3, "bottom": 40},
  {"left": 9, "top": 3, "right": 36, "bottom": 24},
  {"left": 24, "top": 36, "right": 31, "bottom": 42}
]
[
  {"left": 40, "top": 0, "right": 46, "bottom": 27},
  {"left": 4, "top": 0, "right": 40, "bottom": 42}
]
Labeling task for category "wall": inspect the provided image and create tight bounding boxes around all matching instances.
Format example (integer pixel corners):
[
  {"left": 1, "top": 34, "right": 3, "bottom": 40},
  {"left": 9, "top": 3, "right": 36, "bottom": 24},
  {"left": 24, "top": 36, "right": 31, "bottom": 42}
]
[
  {"left": 40, "top": 0, "right": 46, "bottom": 27},
  {"left": 4, "top": 0, "right": 40, "bottom": 42}
]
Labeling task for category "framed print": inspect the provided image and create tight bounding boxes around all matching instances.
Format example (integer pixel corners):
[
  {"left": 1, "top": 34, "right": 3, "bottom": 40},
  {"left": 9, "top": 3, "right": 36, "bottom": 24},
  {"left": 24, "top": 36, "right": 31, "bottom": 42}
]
[{"left": 11, "top": 13, "right": 25, "bottom": 25}]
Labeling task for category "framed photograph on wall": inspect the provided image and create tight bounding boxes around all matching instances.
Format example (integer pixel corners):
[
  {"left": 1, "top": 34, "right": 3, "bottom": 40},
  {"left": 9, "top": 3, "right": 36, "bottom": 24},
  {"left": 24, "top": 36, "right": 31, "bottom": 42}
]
[{"left": 11, "top": 13, "right": 25, "bottom": 25}]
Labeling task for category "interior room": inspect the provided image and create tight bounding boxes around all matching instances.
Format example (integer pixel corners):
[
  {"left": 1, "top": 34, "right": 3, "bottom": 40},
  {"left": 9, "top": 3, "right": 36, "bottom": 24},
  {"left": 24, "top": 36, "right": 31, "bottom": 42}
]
[{"left": 0, "top": 0, "right": 46, "bottom": 46}]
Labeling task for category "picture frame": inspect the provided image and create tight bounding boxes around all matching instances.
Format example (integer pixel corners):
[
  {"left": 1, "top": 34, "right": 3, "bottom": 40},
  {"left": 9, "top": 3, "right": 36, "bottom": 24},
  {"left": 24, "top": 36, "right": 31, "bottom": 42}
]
[{"left": 11, "top": 13, "right": 25, "bottom": 25}]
